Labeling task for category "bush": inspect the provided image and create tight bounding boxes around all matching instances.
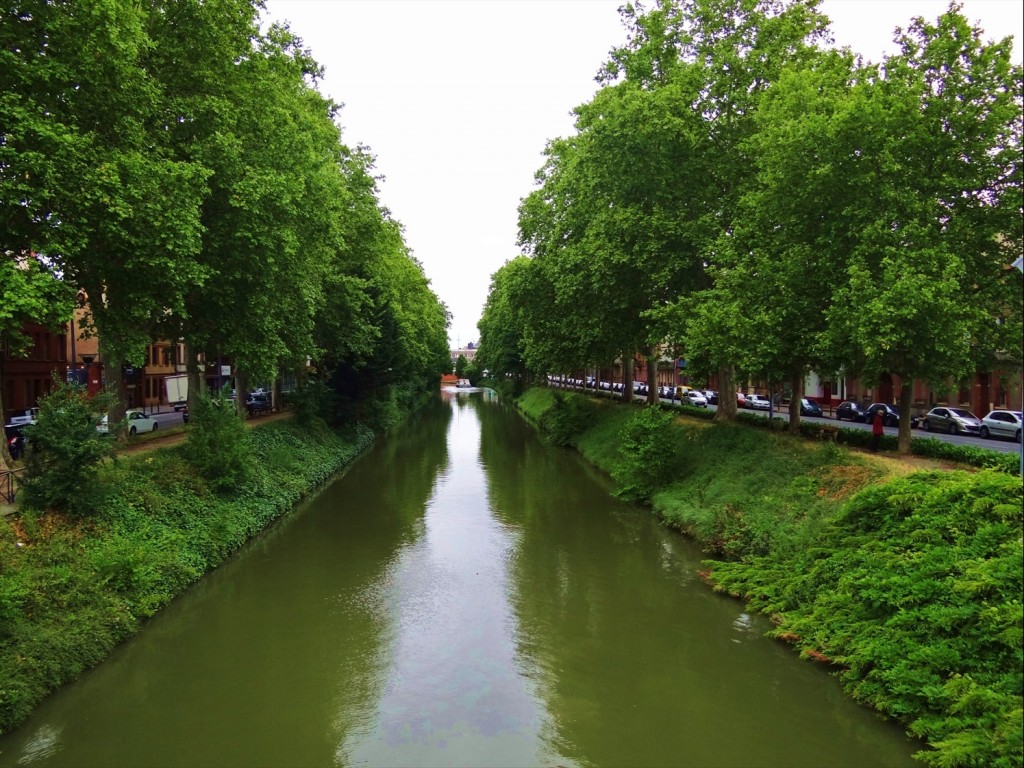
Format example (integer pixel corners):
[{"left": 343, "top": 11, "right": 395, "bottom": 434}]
[
  {"left": 185, "top": 389, "right": 252, "bottom": 494},
  {"left": 708, "top": 470, "right": 1024, "bottom": 768},
  {"left": 19, "top": 380, "right": 116, "bottom": 515},
  {"left": 611, "top": 406, "right": 678, "bottom": 502},
  {"left": 538, "top": 392, "right": 597, "bottom": 446},
  {"left": 286, "top": 379, "right": 335, "bottom": 427},
  {"left": 910, "top": 436, "right": 1020, "bottom": 474}
]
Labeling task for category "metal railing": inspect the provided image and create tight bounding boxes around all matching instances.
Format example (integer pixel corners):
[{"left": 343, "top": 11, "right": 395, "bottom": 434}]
[{"left": 1, "top": 468, "right": 23, "bottom": 505}]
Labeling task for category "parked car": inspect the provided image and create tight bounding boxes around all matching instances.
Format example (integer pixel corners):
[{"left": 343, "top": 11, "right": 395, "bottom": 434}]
[
  {"left": 246, "top": 393, "right": 273, "bottom": 416},
  {"left": 835, "top": 401, "right": 868, "bottom": 422},
  {"left": 979, "top": 410, "right": 1022, "bottom": 442},
  {"left": 684, "top": 390, "right": 708, "bottom": 407},
  {"left": 920, "top": 407, "right": 983, "bottom": 435},
  {"left": 736, "top": 392, "right": 748, "bottom": 409},
  {"left": 98, "top": 409, "right": 159, "bottom": 436},
  {"left": 7, "top": 408, "right": 39, "bottom": 427},
  {"left": 4, "top": 424, "right": 26, "bottom": 460},
  {"left": 703, "top": 390, "right": 718, "bottom": 405},
  {"left": 746, "top": 394, "right": 771, "bottom": 411},
  {"left": 799, "top": 398, "right": 823, "bottom": 417},
  {"left": 865, "top": 403, "right": 900, "bottom": 428}
]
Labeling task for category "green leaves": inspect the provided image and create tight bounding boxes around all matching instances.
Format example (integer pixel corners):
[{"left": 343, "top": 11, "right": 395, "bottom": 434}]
[
  {"left": 19, "top": 380, "right": 116, "bottom": 515},
  {"left": 712, "top": 470, "right": 1024, "bottom": 767}
]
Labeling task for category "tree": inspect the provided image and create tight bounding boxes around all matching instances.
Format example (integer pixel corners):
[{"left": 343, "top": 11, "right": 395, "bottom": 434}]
[
  {"left": 476, "top": 257, "right": 535, "bottom": 388},
  {"left": 819, "top": 7, "right": 1023, "bottom": 452},
  {"left": 689, "top": 50, "right": 860, "bottom": 433},
  {"left": 513, "top": 0, "right": 830, "bottom": 412},
  {"left": 613, "top": 0, "right": 829, "bottom": 418},
  {"left": 19, "top": 379, "right": 114, "bottom": 514},
  {"left": 0, "top": 256, "right": 76, "bottom": 468},
  {"left": 2, "top": 0, "right": 210, "bottom": 436}
]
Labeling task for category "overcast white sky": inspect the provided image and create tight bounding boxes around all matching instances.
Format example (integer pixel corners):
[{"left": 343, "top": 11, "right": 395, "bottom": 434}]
[{"left": 263, "top": 0, "right": 1022, "bottom": 349}]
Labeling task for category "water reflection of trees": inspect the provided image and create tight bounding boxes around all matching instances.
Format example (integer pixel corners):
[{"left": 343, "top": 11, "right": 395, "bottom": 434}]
[
  {"left": 475, "top": 397, "right": 918, "bottom": 768},
  {"left": 0, "top": 399, "right": 456, "bottom": 767}
]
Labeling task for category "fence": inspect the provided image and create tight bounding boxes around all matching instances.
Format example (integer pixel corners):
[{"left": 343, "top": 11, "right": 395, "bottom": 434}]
[{"left": 1, "top": 468, "right": 23, "bottom": 505}]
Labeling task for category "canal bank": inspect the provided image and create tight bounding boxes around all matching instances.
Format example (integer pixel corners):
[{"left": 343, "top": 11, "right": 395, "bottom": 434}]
[
  {"left": 513, "top": 386, "right": 1023, "bottom": 768},
  {"left": 0, "top": 417, "right": 375, "bottom": 736}
]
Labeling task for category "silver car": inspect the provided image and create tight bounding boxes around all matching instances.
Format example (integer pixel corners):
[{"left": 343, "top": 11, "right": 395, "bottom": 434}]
[
  {"left": 979, "top": 410, "right": 1022, "bottom": 443},
  {"left": 683, "top": 390, "right": 708, "bottom": 407},
  {"left": 920, "top": 407, "right": 983, "bottom": 435},
  {"left": 746, "top": 394, "right": 771, "bottom": 411}
]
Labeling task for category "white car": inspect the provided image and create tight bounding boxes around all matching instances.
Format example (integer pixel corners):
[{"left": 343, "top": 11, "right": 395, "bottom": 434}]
[
  {"left": 746, "top": 394, "right": 771, "bottom": 411},
  {"left": 98, "top": 409, "right": 159, "bottom": 436},
  {"left": 979, "top": 410, "right": 1022, "bottom": 443},
  {"left": 683, "top": 390, "right": 708, "bottom": 407}
]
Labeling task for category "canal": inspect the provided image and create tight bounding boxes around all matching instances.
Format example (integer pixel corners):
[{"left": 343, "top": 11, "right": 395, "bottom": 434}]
[{"left": 0, "top": 392, "right": 920, "bottom": 767}]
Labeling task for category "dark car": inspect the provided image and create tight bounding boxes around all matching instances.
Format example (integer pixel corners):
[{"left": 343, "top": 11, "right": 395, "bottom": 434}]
[
  {"left": 246, "top": 393, "right": 273, "bottom": 416},
  {"left": 865, "top": 403, "right": 900, "bottom": 428},
  {"left": 4, "top": 424, "right": 26, "bottom": 460},
  {"left": 799, "top": 398, "right": 823, "bottom": 417},
  {"left": 835, "top": 401, "right": 867, "bottom": 422},
  {"left": 703, "top": 390, "right": 718, "bottom": 405}
]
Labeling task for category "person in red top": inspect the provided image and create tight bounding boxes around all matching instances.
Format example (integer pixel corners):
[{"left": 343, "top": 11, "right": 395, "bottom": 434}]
[{"left": 870, "top": 407, "right": 885, "bottom": 452}]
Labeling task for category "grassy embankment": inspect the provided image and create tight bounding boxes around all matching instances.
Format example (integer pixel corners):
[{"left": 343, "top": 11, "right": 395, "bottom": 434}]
[
  {"left": 515, "top": 387, "right": 1022, "bottom": 768},
  {"left": 0, "top": 418, "right": 374, "bottom": 735}
]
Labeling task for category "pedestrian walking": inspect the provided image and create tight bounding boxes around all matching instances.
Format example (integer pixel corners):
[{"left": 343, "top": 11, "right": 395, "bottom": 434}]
[{"left": 870, "top": 407, "right": 884, "bottom": 452}]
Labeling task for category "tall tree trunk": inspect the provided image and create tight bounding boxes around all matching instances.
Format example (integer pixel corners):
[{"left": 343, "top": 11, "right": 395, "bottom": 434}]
[
  {"left": 898, "top": 377, "right": 914, "bottom": 454},
  {"left": 185, "top": 344, "right": 201, "bottom": 415},
  {"left": 622, "top": 356, "right": 634, "bottom": 402},
  {"left": 789, "top": 373, "right": 804, "bottom": 435},
  {"left": 646, "top": 347, "right": 658, "bottom": 405},
  {"left": 102, "top": 341, "right": 129, "bottom": 443},
  {"left": 716, "top": 365, "right": 737, "bottom": 421},
  {"left": 235, "top": 370, "right": 248, "bottom": 418},
  {"left": 0, "top": 358, "right": 14, "bottom": 469}
]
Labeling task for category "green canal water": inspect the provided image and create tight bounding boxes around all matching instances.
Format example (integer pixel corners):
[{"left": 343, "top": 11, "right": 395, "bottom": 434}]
[{"left": 0, "top": 392, "right": 920, "bottom": 767}]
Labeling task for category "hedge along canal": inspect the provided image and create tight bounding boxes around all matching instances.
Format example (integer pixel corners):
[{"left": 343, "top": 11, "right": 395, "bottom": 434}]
[{"left": 0, "top": 391, "right": 918, "bottom": 766}]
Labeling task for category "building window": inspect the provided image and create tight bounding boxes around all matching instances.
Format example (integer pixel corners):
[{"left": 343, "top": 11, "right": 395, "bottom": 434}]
[{"left": 57, "top": 334, "right": 67, "bottom": 361}]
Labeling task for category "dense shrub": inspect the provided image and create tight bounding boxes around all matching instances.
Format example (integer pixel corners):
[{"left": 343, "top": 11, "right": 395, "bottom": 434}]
[
  {"left": 538, "top": 391, "right": 598, "bottom": 446},
  {"left": 286, "top": 379, "right": 335, "bottom": 427},
  {"left": 708, "top": 471, "right": 1023, "bottom": 768},
  {"left": 611, "top": 406, "right": 679, "bottom": 502},
  {"left": 19, "top": 381, "right": 116, "bottom": 515},
  {"left": 185, "top": 389, "right": 253, "bottom": 493},
  {"left": 910, "top": 436, "right": 1020, "bottom": 473}
]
